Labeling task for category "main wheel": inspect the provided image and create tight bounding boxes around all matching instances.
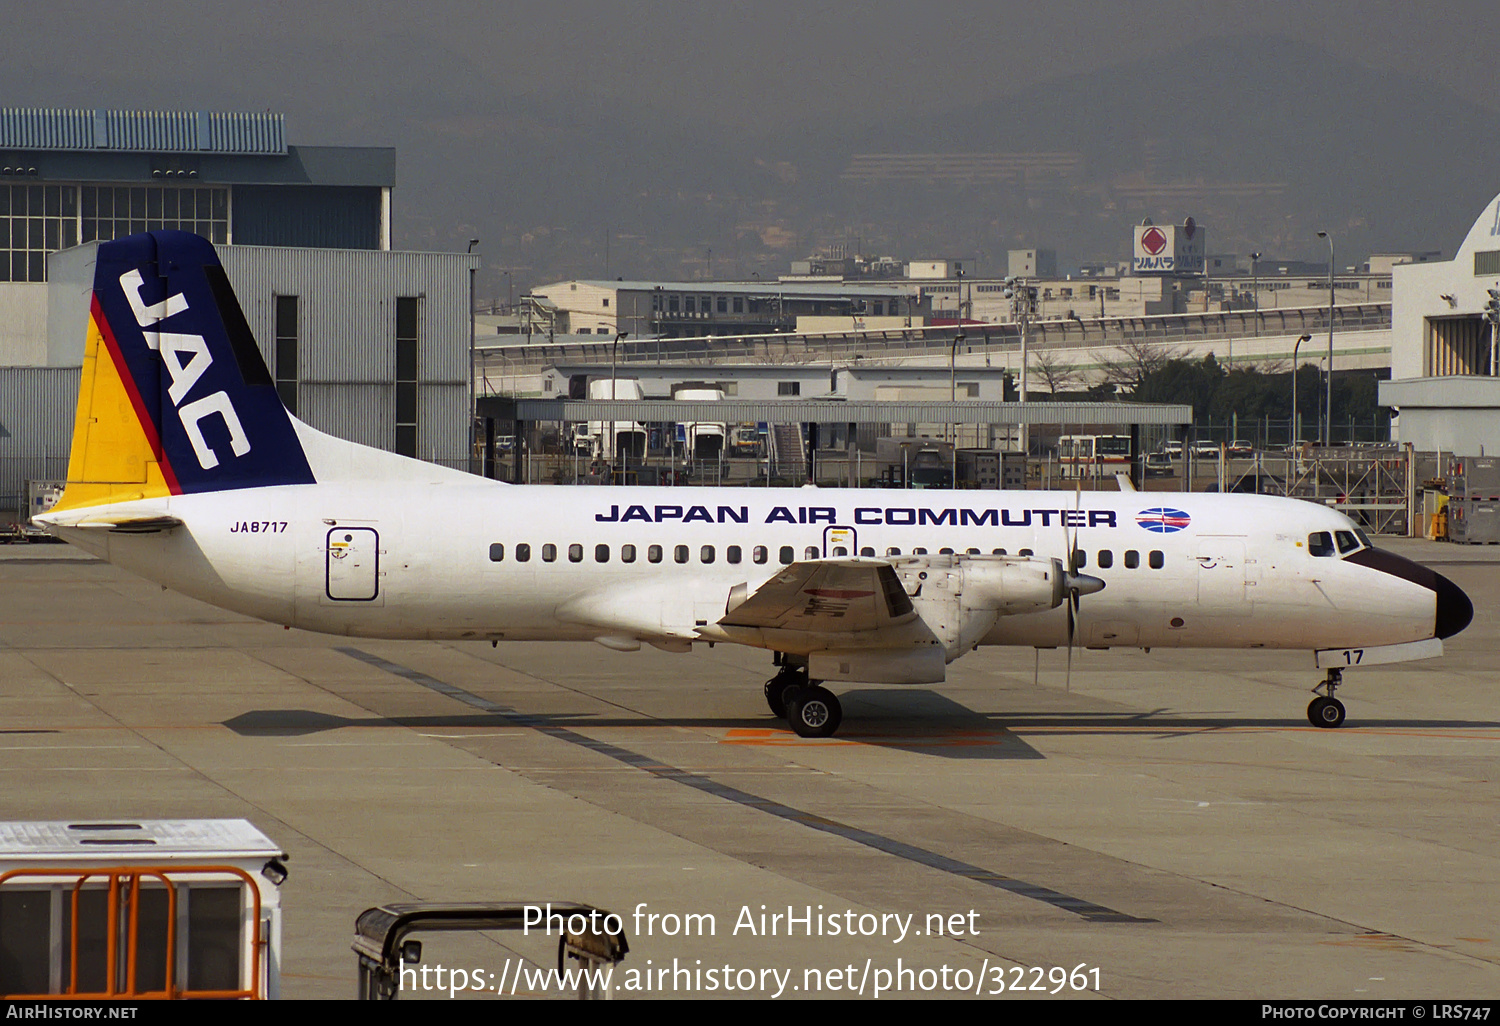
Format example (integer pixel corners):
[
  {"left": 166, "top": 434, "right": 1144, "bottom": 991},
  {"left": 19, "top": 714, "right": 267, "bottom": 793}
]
[
  {"left": 764, "top": 675, "right": 801, "bottom": 719},
  {"left": 787, "top": 686, "right": 842, "bottom": 738},
  {"left": 1308, "top": 696, "right": 1346, "bottom": 728}
]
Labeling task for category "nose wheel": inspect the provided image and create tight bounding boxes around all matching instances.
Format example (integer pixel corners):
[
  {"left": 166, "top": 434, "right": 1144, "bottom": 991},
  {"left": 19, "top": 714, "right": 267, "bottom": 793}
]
[{"left": 1307, "top": 668, "right": 1346, "bottom": 728}]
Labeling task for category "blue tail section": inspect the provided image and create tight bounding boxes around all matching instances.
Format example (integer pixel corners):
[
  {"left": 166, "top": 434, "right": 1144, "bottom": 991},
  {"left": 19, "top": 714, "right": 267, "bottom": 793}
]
[{"left": 91, "top": 231, "right": 316, "bottom": 494}]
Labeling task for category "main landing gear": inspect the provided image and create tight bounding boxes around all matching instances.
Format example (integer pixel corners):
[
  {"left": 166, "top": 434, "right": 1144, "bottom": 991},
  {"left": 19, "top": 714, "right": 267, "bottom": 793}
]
[
  {"left": 1307, "top": 667, "right": 1347, "bottom": 728},
  {"left": 764, "top": 664, "right": 843, "bottom": 739}
]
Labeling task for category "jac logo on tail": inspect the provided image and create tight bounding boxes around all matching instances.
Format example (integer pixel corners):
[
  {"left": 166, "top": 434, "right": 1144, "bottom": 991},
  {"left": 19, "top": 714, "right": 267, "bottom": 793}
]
[{"left": 121, "top": 269, "right": 250, "bottom": 470}]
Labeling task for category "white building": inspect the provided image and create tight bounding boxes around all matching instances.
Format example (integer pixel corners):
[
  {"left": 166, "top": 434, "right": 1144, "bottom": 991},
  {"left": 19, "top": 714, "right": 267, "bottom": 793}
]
[{"left": 1380, "top": 190, "right": 1500, "bottom": 453}]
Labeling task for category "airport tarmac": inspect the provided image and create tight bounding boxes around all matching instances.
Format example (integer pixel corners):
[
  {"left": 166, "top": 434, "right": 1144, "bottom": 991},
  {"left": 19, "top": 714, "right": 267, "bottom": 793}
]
[{"left": 1, "top": 537, "right": 1496, "bottom": 1000}]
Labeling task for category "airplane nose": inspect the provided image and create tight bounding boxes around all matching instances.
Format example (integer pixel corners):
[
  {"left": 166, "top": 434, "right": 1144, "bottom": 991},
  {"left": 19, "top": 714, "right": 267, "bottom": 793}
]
[
  {"left": 1346, "top": 547, "right": 1473, "bottom": 640},
  {"left": 1434, "top": 571, "right": 1473, "bottom": 640}
]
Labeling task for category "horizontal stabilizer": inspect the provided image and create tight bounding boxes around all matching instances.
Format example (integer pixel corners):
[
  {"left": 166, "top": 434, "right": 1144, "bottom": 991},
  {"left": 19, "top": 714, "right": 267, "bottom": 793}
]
[{"left": 42, "top": 511, "right": 184, "bottom": 533}]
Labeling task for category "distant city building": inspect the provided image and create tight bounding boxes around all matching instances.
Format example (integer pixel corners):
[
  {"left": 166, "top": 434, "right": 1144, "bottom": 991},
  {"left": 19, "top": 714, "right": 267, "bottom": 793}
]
[
  {"left": 527, "top": 279, "right": 931, "bottom": 338},
  {"left": 1007, "top": 249, "right": 1057, "bottom": 278}
]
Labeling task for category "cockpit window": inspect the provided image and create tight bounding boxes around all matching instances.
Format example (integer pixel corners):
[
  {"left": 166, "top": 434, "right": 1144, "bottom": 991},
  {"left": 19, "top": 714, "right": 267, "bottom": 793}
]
[
  {"left": 1335, "top": 530, "right": 1360, "bottom": 554},
  {"left": 1354, "top": 528, "right": 1372, "bottom": 549},
  {"left": 1308, "top": 531, "right": 1335, "bottom": 557}
]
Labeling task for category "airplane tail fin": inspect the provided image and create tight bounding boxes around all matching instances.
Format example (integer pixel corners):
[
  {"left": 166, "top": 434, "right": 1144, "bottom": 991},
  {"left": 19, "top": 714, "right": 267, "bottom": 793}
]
[{"left": 53, "top": 231, "right": 316, "bottom": 512}]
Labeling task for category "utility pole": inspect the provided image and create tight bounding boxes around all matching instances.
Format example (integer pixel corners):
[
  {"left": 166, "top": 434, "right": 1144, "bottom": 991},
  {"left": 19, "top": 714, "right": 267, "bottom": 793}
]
[
  {"left": 1317, "top": 231, "right": 1335, "bottom": 445},
  {"left": 1005, "top": 277, "right": 1037, "bottom": 456}
]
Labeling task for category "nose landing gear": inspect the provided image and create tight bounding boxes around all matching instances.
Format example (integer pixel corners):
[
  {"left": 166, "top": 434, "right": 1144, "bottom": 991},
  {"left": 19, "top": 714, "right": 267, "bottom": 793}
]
[{"left": 1308, "top": 668, "right": 1346, "bottom": 728}]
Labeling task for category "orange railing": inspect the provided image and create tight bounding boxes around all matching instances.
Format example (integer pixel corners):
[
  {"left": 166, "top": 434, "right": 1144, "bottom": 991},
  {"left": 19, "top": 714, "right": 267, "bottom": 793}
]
[{"left": 0, "top": 865, "right": 266, "bottom": 1000}]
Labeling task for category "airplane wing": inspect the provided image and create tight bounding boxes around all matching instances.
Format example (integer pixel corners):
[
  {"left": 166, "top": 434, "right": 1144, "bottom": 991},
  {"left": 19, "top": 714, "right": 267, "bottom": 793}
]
[
  {"left": 718, "top": 559, "right": 914, "bottom": 633},
  {"left": 703, "top": 559, "right": 947, "bottom": 684}
]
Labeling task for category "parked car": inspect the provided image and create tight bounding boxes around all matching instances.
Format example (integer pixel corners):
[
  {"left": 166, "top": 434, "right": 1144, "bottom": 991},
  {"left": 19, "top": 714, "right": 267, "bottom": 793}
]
[
  {"left": 1161, "top": 439, "right": 1183, "bottom": 456},
  {"left": 1227, "top": 439, "right": 1255, "bottom": 456},
  {"left": 1144, "top": 452, "right": 1175, "bottom": 477},
  {"left": 1192, "top": 439, "right": 1223, "bottom": 457}
]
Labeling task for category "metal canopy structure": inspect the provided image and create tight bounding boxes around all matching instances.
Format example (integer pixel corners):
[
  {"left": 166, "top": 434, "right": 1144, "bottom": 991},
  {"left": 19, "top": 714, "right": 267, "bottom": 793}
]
[{"left": 498, "top": 398, "right": 1193, "bottom": 427}]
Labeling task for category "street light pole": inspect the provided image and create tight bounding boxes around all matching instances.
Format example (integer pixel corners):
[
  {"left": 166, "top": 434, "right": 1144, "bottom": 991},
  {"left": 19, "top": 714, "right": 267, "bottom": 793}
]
[
  {"left": 949, "top": 331, "right": 966, "bottom": 448},
  {"left": 1292, "top": 333, "right": 1310, "bottom": 444},
  {"left": 1317, "top": 231, "right": 1334, "bottom": 445},
  {"left": 466, "top": 239, "right": 479, "bottom": 475},
  {"left": 1250, "top": 251, "right": 1261, "bottom": 339},
  {"left": 612, "top": 331, "right": 628, "bottom": 481}
]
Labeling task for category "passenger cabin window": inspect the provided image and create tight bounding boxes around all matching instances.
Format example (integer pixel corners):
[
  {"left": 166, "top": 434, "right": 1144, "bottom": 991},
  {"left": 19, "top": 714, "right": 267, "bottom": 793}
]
[
  {"left": 595, "top": 544, "right": 609, "bottom": 563},
  {"left": 648, "top": 544, "right": 663, "bottom": 563},
  {"left": 516, "top": 543, "right": 531, "bottom": 562},
  {"left": 993, "top": 548, "right": 1006, "bottom": 555},
  {"left": 489, "top": 543, "right": 504, "bottom": 562},
  {"left": 753, "top": 545, "right": 768, "bottom": 564},
  {"left": 1149, "top": 550, "right": 1164, "bottom": 569},
  {"left": 727, "top": 545, "right": 741, "bottom": 564},
  {"left": 886, "top": 547, "right": 901, "bottom": 556},
  {"left": 1096, "top": 549, "right": 1113, "bottom": 569},
  {"left": 621, "top": 544, "right": 636, "bottom": 563},
  {"left": 1073, "top": 549, "right": 1087, "bottom": 569},
  {"left": 1124, "top": 550, "right": 1139, "bottom": 569},
  {"left": 1018, "top": 548, "right": 1033, "bottom": 557},
  {"left": 542, "top": 544, "right": 557, "bottom": 562},
  {"left": 913, "top": 547, "right": 928, "bottom": 555},
  {"left": 939, "top": 547, "right": 954, "bottom": 555},
  {"left": 833, "top": 547, "right": 848, "bottom": 556},
  {"left": 675, "top": 545, "right": 689, "bottom": 564},
  {"left": 779, "top": 546, "right": 794, "bottom": 564},
  {"left": 569, "top": 543, "right": 583, "bottom": 563},
  {"left": 1308, "top": 532, "right": 1335, "bottom": 557},
  {"left": 1335, "top": 530, "right": 1360, "bottom": 554},
  {"left": 804, "top": 546, "right": 818, "bottom": 560},
  {"left": 860, "top": 547, "right": 875, "bottom": 556},
  {"left": 701, "top": 545, "right": 715, "bottom": 564},
  {"left": 967, "top": 548, "right": 980, "bottom": 555}
]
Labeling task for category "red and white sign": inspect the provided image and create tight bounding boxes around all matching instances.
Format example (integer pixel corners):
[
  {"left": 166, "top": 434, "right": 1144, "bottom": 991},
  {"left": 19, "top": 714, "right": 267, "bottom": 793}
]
[{"left": 1133, "top": 222, "right": 1206, "bottom": 275}]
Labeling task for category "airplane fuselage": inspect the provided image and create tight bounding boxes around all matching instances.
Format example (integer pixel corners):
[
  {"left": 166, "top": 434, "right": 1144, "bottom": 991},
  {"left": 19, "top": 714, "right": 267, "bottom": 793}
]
[{"left": 54, "top": 482, "right": 1447, "bottom": 658}]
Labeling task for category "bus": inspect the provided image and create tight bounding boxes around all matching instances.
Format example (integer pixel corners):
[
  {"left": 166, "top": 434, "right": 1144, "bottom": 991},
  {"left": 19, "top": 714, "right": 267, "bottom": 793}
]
[{"left": 1057, "top": 434, "right": 1132, "bottom": 479}]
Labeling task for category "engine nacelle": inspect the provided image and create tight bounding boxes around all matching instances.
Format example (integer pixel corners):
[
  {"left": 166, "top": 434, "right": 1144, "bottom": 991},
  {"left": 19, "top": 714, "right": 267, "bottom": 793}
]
[{"left": 892, "top": 554, "right": 1066, "bottom": 660}]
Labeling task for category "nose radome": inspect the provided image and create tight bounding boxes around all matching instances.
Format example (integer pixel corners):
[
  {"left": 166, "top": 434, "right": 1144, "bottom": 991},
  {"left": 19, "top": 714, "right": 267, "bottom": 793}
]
[{"left": 1435, "top": 571, "right": 1474, "bottom": 640}]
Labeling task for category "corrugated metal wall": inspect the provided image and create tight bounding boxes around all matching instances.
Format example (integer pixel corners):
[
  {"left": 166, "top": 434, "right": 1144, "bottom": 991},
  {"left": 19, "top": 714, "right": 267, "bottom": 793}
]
[
  {"left": 0, "top": 108, "right": 285, "bottom": 154},
  {"left": 220, "top": 247, "right": 476, "bottom": 465},
  {"left": 0, "top": 368, "right": 76, "bottom": 513}
]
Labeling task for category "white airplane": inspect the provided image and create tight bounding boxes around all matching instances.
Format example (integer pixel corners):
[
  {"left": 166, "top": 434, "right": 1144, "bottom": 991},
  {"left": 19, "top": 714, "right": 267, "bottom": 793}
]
[{"left": 38, "top": 232, "right": 1473, "bottom": 738}]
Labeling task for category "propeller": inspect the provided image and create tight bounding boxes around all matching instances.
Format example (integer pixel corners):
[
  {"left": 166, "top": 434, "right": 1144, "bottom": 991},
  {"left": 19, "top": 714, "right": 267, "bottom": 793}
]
[{"left": 1060, "top": 463, "right": 1106, "bottom": 689}]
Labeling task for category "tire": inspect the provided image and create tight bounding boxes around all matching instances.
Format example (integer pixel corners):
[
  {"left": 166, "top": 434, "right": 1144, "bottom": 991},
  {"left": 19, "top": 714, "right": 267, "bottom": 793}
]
[
  {"left": 1307, "top": 696, "right": 1346, "bottom": 728},
  {"left": 787, "top": 686, "right": 842, "bottom": 738},
  {"left": 764, "top": 675, "right": 799, "bottom": 719}
]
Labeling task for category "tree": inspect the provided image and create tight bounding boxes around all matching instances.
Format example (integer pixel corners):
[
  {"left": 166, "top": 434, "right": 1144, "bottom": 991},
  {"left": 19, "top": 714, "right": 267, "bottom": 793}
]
[
  {"left": 1028, "top": 348, "right": 1082, "bottom": 395},
  {"left": 1097, "top": 338, "right": 1187, "bottom": 393}
]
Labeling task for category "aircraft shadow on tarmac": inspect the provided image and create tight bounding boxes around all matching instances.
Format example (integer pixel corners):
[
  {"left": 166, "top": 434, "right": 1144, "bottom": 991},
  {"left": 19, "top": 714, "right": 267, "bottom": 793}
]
[{"left": 220, "top": 693, "right": 1500, "bottom": 763}]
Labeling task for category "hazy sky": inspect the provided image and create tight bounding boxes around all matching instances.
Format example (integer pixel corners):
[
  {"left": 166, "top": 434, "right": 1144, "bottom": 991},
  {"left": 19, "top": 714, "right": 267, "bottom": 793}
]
[
  {"left": 4, "top": 1, "right": 1497, "bottom": 283},
  {"left": 6, "top": 1, "right": 1498, "bottom": 130}
]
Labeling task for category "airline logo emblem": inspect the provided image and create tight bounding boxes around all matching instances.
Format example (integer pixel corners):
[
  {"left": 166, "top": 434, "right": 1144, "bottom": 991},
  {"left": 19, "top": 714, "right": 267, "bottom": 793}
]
[
  {"left": 88, "top": 231, "right": 316, "bottom": 497},
  {"left": 1136, "top": 508, "right": 1191, "bottom": 533},
  {"left": 121, "top": 268, "right": 250, "bottom": 470}
]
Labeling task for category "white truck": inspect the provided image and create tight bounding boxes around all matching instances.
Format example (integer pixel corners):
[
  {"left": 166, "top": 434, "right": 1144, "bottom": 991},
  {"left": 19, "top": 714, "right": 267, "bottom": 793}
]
[{"left": 573, "top": 378, "right": 647, "bottom": 460}]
